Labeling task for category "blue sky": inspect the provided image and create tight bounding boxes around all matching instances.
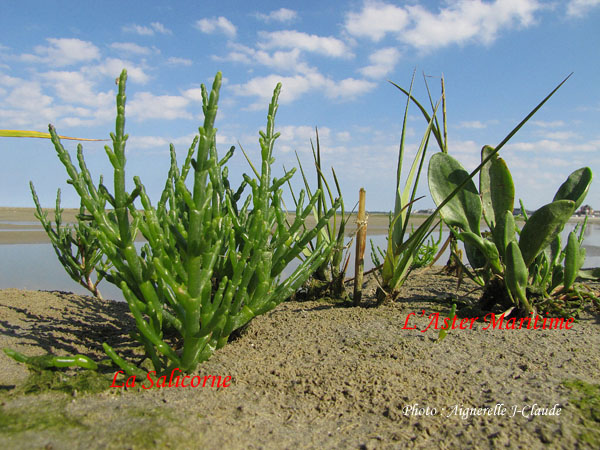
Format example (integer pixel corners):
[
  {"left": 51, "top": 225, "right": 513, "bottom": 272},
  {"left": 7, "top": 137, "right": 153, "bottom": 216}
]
[{"left": 1, "top": 0, "right": 599, "bottom": 212}]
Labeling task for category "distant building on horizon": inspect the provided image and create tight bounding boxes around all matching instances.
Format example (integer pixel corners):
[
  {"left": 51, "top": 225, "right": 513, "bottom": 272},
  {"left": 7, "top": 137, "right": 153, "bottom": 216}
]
[
  {"left": 512, "top": 207, "right": 534, "bottom": 217},
  {"left": 575, "top": 204, "right": 598, "bottom": 217}
]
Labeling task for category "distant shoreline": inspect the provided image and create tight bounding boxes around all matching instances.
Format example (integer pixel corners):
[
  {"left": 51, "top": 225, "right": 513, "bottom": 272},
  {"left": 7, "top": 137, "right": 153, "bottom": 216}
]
[{"left": 0, "top": 206, "right": 597, "bottom": 245}]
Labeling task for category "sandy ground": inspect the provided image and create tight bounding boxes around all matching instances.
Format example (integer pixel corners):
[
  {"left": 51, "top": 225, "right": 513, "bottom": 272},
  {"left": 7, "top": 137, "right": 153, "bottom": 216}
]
[{"left": 1, "top": 268, "right": 599, "bottom": 449}]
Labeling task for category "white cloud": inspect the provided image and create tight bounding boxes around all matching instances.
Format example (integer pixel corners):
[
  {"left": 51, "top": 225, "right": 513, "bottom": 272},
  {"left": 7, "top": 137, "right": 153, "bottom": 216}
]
[
  {"left": 345, "top": 0, "right": 542, "bottom": 50},
  {"left": 128, "top": 133, "right": 198, "bottom": 150},
  {"left": 458, "top": 120, "right": 487, "bottom": 129},
  {"left": 532, "top": 120, "right": 566, "bottom": 128},
  {"left": 543, "top": 131, "right": 579, "bottom": 140},
  {"left": 127, "top": 92, "right": 191, "bottom": 120},
  {"left": 166, "top": 57, "right": 193, "bottom": 66},
  {"left": 0, "top": 73, "right": 21, "bottom": 88},
  {"left": 256, "top": 48, "right": 311, "bottom": 72},
  {"left": 345, "top": 1, "right": 410, "bottom": 41},
  {"left": 217, "top": 49, "right": 252, "bottom": 65},
  {"left": 232, "top": 73, "right": 321, "bottom": 108},
  {"left": 507, "top": 138, "right": 600, "bottom": 154},
  {"left": 150, "top": 22, "right": 171, "bottom": 34},
  {"left": 89, "top": 58, "right": 150, "bottom": 84},
  {"left": 1, "top": 45, "right": 196, "bottom": 130},
  {"left": 337, "top": 131, "right": 351, "bottom": 142},
  {"left": 42, "top": 71, "right": 113, "bottom": 109},
  {"left": 567, "top": 0, "right": 600, "bottom": 17},
  {"left": 123, "top": 24, "right": 154, "bottom": 36},
  {"left": 49, "top": 100, "right": 117, "bottom": 128},
  {"left": 128, "top": 132, "right": 235, "bottom": 151},
  {"left": 4, "top": 80, "right": 52, "bottom": 111},
  {"left": 402, "top": 0, "right": 540, "bottom": 50},
  {"left": 182, "top": 88, "right": 204, "bottom": 102},
  {"left": 196, "top": 17, "right": 237, "bottom": 38},
  {"left": 217, "top": 44, "right": 313, "bottom": 74},
  {"left": 444, "top": 139, "right": 481, "bottom": 170},
  {"left": 110, "top": 42, "right": 155, "bottom": 55},
  {"left": 359, "top": 47, "right": 401, "bottom": 78},
  {"left": 325, "top": 78, "right": 376, "bottom": 99},
  {"left": 268, "top": 126, "right": 346, "bottom": 155},
  {"left": 0, "top": 76, "right": 101, "bottom": 130},
  {"left": 216, "top": 32, "right": 350, "bottom": 77},
  {"left": 21, "top": 38, "right": 100, "bottom": 67},
  {"left": 259, "top": 30, "right": 352, "bottom": 58},
  {"left": 256, "top": 8, "right": 298, "bottom": 22},
  {"left": 0, "top": 71, "right": 118, "bottom": 129},
  {"left": 283, "top": 125, "right": 329, "bottom": 142},
  {"left": 231, "top": 70, "right": 376, "bottom": 109},
  {"left": 122, "top": 22, "right": 172, "bottom": 36}
]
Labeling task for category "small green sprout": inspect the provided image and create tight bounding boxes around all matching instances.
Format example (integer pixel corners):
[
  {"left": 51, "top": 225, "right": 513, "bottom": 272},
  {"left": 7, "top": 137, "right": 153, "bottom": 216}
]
[{"left": 437, "top": 303, "right": 457, "bottom": 342}]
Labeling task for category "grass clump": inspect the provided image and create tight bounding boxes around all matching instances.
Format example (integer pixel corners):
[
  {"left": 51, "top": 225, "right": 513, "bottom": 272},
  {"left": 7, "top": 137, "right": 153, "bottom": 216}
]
[{"left": 286, "top": 129, "right": 351, "bottom": 302}]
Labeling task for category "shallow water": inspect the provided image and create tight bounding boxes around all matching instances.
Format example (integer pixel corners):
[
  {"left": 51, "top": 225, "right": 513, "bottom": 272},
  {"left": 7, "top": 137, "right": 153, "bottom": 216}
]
[{"left": 1, "top": 222, "right": 599, "bottom": 302}]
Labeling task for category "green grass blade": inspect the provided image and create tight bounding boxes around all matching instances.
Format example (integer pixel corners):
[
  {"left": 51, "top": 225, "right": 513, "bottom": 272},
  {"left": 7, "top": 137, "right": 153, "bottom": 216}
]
[
  {"left": 494, "top": 73, "right": 573, "bottom": 153},
  {"left": 388, "top": 81, "right": 444, "bottom": 151},
  {"left": 1, "top": 129, "right": 106, "bottom": 141}
]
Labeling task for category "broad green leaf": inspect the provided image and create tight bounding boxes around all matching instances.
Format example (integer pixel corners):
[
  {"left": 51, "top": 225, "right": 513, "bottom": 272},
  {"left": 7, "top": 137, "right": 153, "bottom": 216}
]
[
  {"left": 459, "top": 231, "right": 501, "bottom": 273},
  {"left": 551, "top": 265, "right": 564, "bottom": 291},
  {"left": 391, "top": 71, "right": 415, "bottom": 250},
  {"left": 464, "top": 241, "right": 487, "bottom": 269},
  {"left": 563, "top": 231, "right": 578, "bottom": 290},
  {"left": 428, "top": 152, "right": 481, "bottom": 234},
  {"left": 391, "top": 77, "right": 439, "bottom": 253},
  {"left": 505, "top": 241, "right": 532, "bottom": 313},
  {"left": 389, "top": 80, "right": 445, "bottom": 152},
  {"left": 518, "top": 199, "right": 575, "bottom": 267},
  {"left": 479, "top": 146, "right": 514, "bottom": 228},
  {"left": 578, "top": 268, "right": 600, "bottom": 280},
  {"left": 548, "top": 234, "right": 562, "bottom": 269},
  {"left": 1, "top": 129, "right": 105, "bottom": 141},
  {"left": 553, "top": 167, "right": 592, "bottom": 211},
  {"left": 493, "top": 210, "right": 516, "bottom": 260}
]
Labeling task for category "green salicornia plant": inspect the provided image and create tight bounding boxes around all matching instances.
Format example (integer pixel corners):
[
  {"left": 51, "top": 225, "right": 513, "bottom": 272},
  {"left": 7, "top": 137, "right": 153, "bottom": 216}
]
[
  {"left": 428, "top": 144, "right": 593, "bottom": 315},
  {"left": 411, "top": 222, "right": 443, "bottom": 269},
  {"left": 286, "top": 129, "right": 350, "bottom": 300},
  {"left": 30, "top": 183, "right": 110, "bottom": 299},
  {"left": 25, "top": 70, "right": 339, "bottom": 377}
]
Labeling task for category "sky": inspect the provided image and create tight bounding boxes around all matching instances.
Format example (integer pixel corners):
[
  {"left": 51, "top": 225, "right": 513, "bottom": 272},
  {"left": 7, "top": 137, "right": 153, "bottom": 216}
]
[{"left": 1, "top": 0, "right": 599, "bottom": 213}]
